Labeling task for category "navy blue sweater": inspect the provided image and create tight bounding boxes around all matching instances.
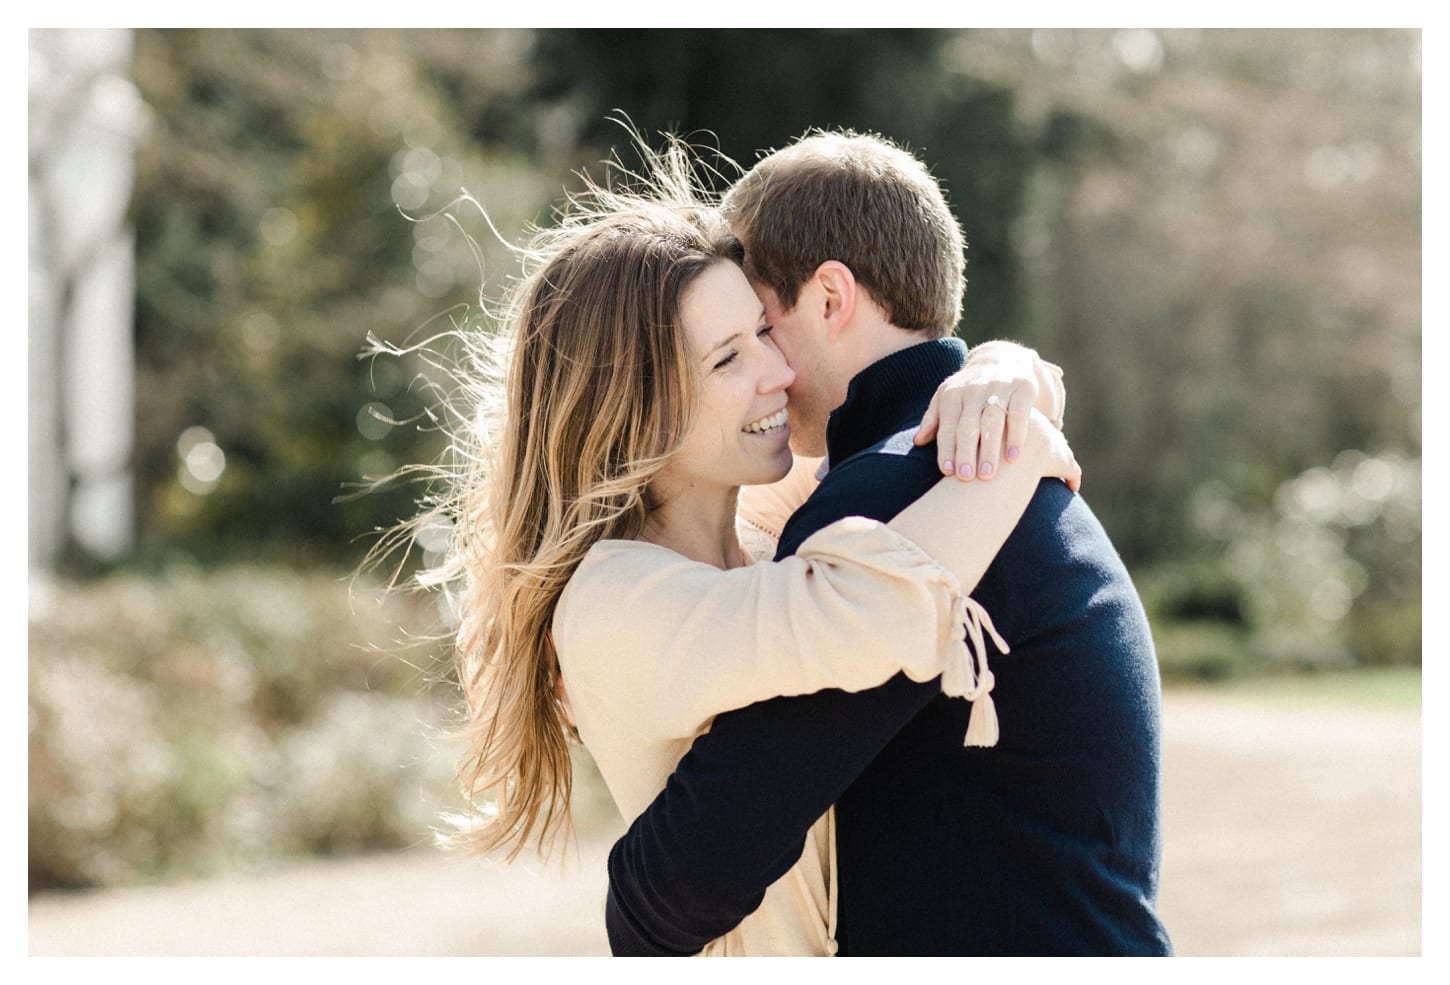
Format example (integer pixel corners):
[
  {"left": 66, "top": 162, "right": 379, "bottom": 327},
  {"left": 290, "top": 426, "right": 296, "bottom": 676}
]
[{"left": 605, "top": 339, "right": 1172, "bottom": 955}]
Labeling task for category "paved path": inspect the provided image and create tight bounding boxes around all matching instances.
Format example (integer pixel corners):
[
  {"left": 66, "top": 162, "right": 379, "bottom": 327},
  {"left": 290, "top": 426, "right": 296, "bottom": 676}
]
[
  {"left": 1153, "top": 689, "right": 1421, "bottom": 956},
  {"left": 28, "top": 688, "right": 1422, "bottom": 956}
]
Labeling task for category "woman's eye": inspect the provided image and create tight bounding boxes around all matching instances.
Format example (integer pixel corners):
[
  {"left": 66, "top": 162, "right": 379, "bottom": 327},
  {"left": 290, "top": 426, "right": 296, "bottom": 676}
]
[
  {"left": 713, "top": 352, "right": 738, "bottom": 371},
  {"left": 758, "top": 325, "right": 774, "bottom": 338}
]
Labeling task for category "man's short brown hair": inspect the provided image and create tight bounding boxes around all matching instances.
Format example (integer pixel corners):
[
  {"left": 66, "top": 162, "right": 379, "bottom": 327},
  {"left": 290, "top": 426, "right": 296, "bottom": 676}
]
[{"left": 721, "top": 130, "right": 965, "bottom": 338}]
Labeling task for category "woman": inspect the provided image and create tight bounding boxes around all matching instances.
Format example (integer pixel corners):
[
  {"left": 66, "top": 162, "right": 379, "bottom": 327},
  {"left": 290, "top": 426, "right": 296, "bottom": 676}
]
[{"left": 420, "top": 148, "right": 1077, "bottom": 955}]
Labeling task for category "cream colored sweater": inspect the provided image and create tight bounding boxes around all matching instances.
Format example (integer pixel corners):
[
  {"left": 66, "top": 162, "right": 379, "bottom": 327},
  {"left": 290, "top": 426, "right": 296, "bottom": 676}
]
[{"left": 557, "top": 518, "right": 985, "bottom": 955}]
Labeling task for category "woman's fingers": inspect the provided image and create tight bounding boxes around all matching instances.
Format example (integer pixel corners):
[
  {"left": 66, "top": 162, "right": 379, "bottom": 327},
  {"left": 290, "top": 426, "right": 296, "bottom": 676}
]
[
  {"left": 914, "top": 373, "right": 1042, "bottom": 481},
  {"left": 1003, "top": 388, "right": 1032, "bottom": 464},
  {"left": 913, "top": 392, "right": 941, "bottom": 446},
  {"left": 972, "top": 395, "right": 1008, "bottom": 480},
  {"left": 936, "top": 388, "right": 967, "bottom": 477},
  {"left": 1035, "top": 414, "right": 1083, "bottom": 493}
]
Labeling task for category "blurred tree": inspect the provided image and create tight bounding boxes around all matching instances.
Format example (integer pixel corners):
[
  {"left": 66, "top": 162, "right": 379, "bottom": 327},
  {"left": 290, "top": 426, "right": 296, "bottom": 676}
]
[
  {"left": 943, "top": 29, "right": 1420, "bottom": 557},
  {"left": 943, "top": 29, "right": 1420, "bottom": 669},
  {"left": 129, "top": 29, "right": 546, "bottom": 569},
  {"left": 524, "top": 28, "right": 1034, "bottom": 343},
  {"left": 29, "top": 29, "right": 144, "bottom": 570}
]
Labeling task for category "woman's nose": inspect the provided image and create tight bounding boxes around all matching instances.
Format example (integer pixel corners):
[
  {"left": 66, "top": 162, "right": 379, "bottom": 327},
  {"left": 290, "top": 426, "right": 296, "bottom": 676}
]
[{"left": 760, "top": 342, "right": 795, "bottom": 392}]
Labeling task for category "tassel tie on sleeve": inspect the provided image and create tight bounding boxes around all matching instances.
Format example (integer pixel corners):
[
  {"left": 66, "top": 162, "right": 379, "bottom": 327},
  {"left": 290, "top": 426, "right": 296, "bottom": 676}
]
[{"left": 939, "top": 596, "right": 1010, "bottom": 747}]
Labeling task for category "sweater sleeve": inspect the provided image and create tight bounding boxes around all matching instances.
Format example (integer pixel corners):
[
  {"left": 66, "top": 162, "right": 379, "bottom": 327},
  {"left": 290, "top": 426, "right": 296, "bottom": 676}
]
[{"left": 555, "top": 517, "right": 977, "bottom": 745}]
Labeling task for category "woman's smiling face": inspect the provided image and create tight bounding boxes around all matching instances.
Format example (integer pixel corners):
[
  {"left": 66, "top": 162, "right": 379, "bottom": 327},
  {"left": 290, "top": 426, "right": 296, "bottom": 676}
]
[{"left": 655, "top": 261, "right": 797, "bottom": 497}]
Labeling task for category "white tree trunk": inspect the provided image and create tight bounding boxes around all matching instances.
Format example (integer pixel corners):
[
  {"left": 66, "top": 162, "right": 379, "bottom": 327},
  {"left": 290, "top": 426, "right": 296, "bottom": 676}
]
[{"left": 29, "top": 28, "right": 145, "bottom": 566}]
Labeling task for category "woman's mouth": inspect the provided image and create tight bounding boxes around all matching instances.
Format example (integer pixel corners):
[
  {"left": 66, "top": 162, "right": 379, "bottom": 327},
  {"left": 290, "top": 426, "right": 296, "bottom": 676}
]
[{"left": 742, "top": 408, "right": 789, "bottom": 434}]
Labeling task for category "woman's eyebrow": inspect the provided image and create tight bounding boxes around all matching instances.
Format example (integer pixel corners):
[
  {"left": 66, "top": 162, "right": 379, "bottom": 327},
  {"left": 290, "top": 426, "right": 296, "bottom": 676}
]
[{"left": 702, "top": 331, "right": 742, "bottom": 360}]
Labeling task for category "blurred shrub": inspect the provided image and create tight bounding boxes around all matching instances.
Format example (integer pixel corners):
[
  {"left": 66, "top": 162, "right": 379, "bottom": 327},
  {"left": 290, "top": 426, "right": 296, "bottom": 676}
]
[
  {"left": 1141, "top": 449, "right": 1420, "bottom": 680},
  {"left": 28, "top": 564, "right": 461, "bottom": 891}
]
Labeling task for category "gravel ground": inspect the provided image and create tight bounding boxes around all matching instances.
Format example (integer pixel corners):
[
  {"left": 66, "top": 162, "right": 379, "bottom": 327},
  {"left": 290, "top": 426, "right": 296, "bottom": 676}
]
[{"left": 28, "top": 687, "right": 1423, "bottom": 957}]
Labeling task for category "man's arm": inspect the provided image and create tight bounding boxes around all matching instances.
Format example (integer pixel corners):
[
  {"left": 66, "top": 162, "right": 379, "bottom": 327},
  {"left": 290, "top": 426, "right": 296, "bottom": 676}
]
[{"left": 605, "top": 450, "right": 947, "bottom": 955}]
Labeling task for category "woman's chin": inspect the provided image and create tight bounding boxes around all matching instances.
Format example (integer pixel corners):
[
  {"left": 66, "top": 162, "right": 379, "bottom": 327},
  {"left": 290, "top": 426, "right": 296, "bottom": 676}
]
[{"left": 745, "top": 451, "right": 795, "bottom": 487}]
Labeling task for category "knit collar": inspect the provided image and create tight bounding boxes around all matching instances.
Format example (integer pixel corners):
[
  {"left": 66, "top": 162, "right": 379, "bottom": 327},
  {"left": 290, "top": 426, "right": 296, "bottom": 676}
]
[{"left": 824, "top": 337, "right": 968, "bottom": 463}]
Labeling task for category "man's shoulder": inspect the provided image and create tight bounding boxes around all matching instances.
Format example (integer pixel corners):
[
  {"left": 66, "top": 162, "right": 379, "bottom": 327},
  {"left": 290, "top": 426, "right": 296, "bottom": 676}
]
[
  {"left": 776, "top": 429, "right": 940, "bottom": 558},
  {"left": 828, "top": 425, "right": 942, "bottom": 487}
]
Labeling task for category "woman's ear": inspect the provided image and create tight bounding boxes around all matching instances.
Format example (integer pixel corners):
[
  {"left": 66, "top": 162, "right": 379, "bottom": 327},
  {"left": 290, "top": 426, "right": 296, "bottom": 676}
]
[{"left": 814, "top": 260, "right": 857, "bottom": 341}]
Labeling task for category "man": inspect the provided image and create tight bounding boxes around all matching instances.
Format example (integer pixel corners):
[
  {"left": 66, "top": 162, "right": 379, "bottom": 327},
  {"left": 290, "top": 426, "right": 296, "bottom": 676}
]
[{"left": 604, "top": 131, "right": 1172, "bottom": 956}]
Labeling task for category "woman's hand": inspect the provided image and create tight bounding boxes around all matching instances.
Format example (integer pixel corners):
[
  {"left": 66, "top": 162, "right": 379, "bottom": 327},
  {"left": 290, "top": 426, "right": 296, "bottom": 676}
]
[
  {"left": 1026, "top": 409, "right": 1082, "bottom": 493},
  {"left": 913, "top": 340, "right": 1066, "bottom": 481}
]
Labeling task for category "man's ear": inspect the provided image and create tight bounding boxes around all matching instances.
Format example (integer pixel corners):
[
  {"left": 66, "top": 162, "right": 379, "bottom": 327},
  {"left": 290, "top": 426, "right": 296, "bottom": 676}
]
[{"left": 814, "top": 261, "right": 857, "bottom": 342}]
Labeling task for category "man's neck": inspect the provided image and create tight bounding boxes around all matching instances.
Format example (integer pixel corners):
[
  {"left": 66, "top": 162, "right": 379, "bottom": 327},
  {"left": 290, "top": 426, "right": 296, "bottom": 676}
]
[
  {"left": 835, "top": 321, "right": 931, "bottom": 391},
  {"left": 824, "top": 336, "right": 968, "bottom": 464},
  {"left": 809, "top": 322, "right": 935, "bottom": 452}
]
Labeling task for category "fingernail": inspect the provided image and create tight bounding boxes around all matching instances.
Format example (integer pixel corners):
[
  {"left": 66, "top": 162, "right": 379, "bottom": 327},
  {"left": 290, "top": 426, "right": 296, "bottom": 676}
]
[
  {"left": 979, "top": 461, "right": 994, "bottom": 478},
  {"left": 942, "top": 460, "right": 954, "bottom": 475},
  {"left": 958, "top": 463, "right": 974, "bottom": 480},
  {"left": 1006, "top": 445, "right": 1019, "bottom": 461}
]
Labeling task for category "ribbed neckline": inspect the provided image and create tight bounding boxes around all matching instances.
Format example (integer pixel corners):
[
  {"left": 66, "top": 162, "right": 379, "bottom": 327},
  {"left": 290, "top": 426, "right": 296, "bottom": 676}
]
[{"left": 824, "top": 337, "right": 968, "bottom": 463}]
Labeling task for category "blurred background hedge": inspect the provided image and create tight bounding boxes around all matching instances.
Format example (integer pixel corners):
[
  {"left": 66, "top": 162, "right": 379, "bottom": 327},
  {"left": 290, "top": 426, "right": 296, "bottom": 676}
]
[
  {"left": 29, "top": 28, "right": 1420, "bottom": 891},
  {"left": 28, "top": 567, "right": 454, "bottom": 888}
]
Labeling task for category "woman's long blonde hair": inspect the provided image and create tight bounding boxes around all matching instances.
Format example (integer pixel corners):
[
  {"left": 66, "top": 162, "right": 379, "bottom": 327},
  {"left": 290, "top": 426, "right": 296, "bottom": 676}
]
[{"left": 403, "top": 142, "right": 740, "bottom": 861}]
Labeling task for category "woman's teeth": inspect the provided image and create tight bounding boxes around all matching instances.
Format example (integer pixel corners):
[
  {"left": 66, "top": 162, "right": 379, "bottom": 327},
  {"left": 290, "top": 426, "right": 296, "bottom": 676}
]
[{"left": 743, "top": 408, "right": 789, "bottom": 434}]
